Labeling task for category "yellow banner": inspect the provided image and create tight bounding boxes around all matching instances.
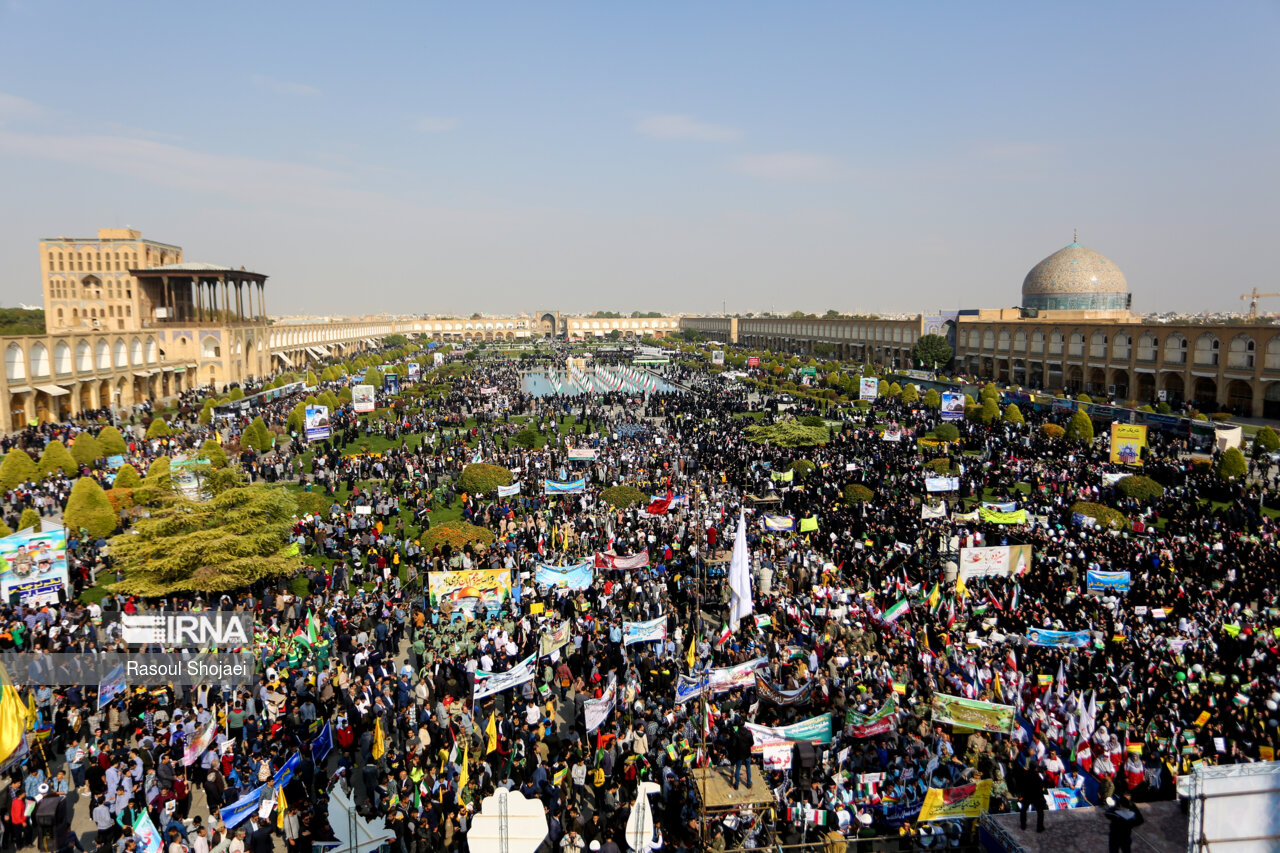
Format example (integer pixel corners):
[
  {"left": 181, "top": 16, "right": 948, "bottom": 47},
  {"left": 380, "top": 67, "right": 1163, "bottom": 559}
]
[
  {"left": 1110, "top": 423, "right": 1147, "bottom": 466},
  {"left": 918, "top": 780, "right": 992, "bottom": 821},
  {"left": 978, "top": 508, "right": 1027, "bottom": 525}
]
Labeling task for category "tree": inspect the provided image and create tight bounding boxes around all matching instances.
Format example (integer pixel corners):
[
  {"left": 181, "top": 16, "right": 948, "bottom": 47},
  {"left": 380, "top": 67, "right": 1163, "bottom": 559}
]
[
  {"left": 228, "top": 387, "right": 245, "bottom": 401},
  {"left": 199, "top": 401, "right": 215, "bottom": 426},
  {"left": 108, "top": 481, "right": 303, "bottom": 596},
  {"left": 512, "top": 428, "right": 545, "bottom": 450},
  {"left": 1217, "top": 447, "right": 1247, "bottom": 480},
  {"left": 1077, "top": 393, "right": 1092, "bottom": 404},
  {"left": 1065, "top": 409, "right": 1095, "bottom": 443},
  {"left": 199, "top": 439, "right": 229, "bottom": 469},
  {"left": 70, "top": 433, "right": 103, "bottom": 467},
  {"left": 145, "top": 418, "right": 171, "bottom": 439},
  {"left": 64, "top": 477, "right": 118, "bottom": 538},
  {"left": 458, "top": 463, "right": 513, "bottom": 495},
  {"left": 980, "top": 398, "right": 1000, "bottom": 424},
  {"left": 242, "top": 417, "right": 273, "bottom": 453},
  {"left": 0, "top": 448, "right": 37, "bottom": 490},
  {"left": 1254, "top": 426, "right": 1280, "bottom": 455},
  {"left": 17, "top": 508, "right": 41, "bottom": 533},
  {"left": 744, "top": 421, "right": 830, "bottom": 448},
  {"left": 980, "top": 383, "right": 1000, "bottom": 402},
  {"left": 364, "top": 367, "right": 384, "bottom": 390},
  {"left": 934, "top": 423, "right": 960, "bottom": 442},
  {"left": 112, "top": 464, "right": 142, "bottom": 489},
  {"left": 1003, "top": 404, "right": 1025, "bottom": 425},
  {"left": 607, "top": 329, "right": 622, "bottom": 341},
  {"left": 911, "top": 334, "right": 953, "bottom": 369},
  {"left": 923, "top": 389, "right": 941, "bottom": 409},
  {"left": 37, "top": 440, "right": 78, "bottom": 478},
  {"left": 877, "top": 379, "right": 890, "bottom": 397},
  {"left": 96, "top": 426, "right": 127, "bottom": 456},
  {"left": 900, "top": 384, "right": 919, "bottom": 404}
]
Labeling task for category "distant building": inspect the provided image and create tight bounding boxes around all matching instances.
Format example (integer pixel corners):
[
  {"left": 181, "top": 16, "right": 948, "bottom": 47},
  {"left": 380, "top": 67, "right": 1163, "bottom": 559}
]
[{"left": 40, "top": 229, "right": 184, "bottom": 333}]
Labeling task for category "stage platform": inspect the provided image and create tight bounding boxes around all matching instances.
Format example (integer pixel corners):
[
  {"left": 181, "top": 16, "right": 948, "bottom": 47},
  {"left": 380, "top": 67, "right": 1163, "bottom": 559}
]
[
  {"left": 693, "top": 766, "right": 776, "bottom": 809},
  {"left": 980, "top": 802, "right": 1186, "bottom": 853}
]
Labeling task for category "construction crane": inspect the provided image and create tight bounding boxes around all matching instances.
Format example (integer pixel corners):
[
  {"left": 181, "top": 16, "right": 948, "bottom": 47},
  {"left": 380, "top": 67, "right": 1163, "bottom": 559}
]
[{"left": 1241, "top": 288, "right": 1280, "bottom": 320}]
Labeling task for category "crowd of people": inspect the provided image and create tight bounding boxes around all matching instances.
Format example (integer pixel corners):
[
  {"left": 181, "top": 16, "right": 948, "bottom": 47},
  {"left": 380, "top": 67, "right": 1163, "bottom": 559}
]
[{"left": 0, "top": 340, "right": 1276, "bottom": 853}]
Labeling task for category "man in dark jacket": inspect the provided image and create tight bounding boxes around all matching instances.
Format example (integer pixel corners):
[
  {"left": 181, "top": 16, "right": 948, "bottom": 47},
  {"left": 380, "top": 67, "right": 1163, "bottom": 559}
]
[
  {"left": 1104, "top": 795, "right": 1145, "bottom": 853},
  {"left": 1018, "top": 759, "right": 1048, "bottom": 833},
  {"left": 728, "top": 721, "right": 754, "bottom": 790}
]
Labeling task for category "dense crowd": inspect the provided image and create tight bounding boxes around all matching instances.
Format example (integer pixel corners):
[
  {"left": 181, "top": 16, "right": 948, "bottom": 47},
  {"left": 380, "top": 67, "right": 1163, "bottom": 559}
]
[{"left": 0, "top": 342, "right": 1276, "bottom": 853}]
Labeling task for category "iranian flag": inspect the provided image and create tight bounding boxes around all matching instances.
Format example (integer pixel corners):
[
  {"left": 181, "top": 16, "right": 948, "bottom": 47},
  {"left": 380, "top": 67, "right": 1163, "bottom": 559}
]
[
  {"left": 882, "top": 599, "right": 909, "bottom": 624},
  {"left": 715, "top": 623, "right": 732, "bottom": 648}
]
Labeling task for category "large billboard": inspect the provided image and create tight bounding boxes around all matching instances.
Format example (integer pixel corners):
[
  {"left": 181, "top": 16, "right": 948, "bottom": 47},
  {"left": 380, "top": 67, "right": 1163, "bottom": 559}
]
[
  {"left": 304, "top": 405, "right": 330, "bottom": 442},
  {"left": 427, "top": 569, "right": 513, "bottom": 615},
  {"left": 352, "top": 385, "right": 375, "bottom": 414},
  {"left": 711, "top": 350, "right": 725, "bottom": 365},
  {"left": 859, "top": 377, "right": 879, "bottom": 401},
  {"left": 957, "top": 544, "right": 1032, "bottom": 580},
  {"left": 0, "top": 528, "right": 71, "bottom": 605},
  {"left": 1110, "top": 423, "right": 1147, "bottom": 465},
  {"left": 940, "top": 392, "right": 966, "bottom": 422}
]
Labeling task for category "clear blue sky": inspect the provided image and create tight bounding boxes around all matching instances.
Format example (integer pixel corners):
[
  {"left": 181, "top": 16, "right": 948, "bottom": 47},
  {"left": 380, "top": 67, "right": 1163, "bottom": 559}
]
[{"left": 0, "top": 1, "right": 1276, "bottom": 316}]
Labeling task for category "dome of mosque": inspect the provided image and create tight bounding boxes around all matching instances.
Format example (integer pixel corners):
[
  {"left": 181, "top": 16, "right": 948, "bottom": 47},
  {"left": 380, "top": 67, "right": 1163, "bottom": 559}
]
[{"left": 1021, "top": 237, "right": 1129, "bottom": 312}]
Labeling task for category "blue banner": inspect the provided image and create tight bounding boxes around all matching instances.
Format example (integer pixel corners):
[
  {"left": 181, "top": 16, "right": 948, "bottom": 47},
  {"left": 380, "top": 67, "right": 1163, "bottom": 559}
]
[
  {"left": 311, "top": 722, "right": 333, "bottom": 766},
  {"left": 882, "top": 800, "right": 923, "bottom": 826},
  {"left": 675, "top": 674, "right": 709, "bottom": 704},
  {"left": 535, "top": 561, "right": 594, "bottom": 590},
  {"left": 272, "top": 751, "right": 301, "bottom": 789},
  {"left": 543, "top": 478, "right": 587, "bottom": 494},
  {"left": 981, "top": 501, "right": 1019, "bottom": 513},
  {"left": 219, "top": 784, "right": 268, "bottom": 829},
  {"left": 1087, "top": 570, "right": 1131, "bottom": 593},
  {"left": 1026, "top": 628, "right": 1092, "bottom": 648},
  {"left": 762, "top": 515, "right": 796, "bottom": 532},
  {"left": 622, "top": 615, "right": 667, "bottom": 645}
]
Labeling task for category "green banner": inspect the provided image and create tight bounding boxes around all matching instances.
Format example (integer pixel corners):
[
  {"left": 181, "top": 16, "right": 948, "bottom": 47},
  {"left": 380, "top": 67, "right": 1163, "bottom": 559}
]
[
  {"left": 931, "top": 694, "right": 1015, "bottom": 734},
  {"left": 978, "top": 508, "right": 1027, "bottom": 525}
]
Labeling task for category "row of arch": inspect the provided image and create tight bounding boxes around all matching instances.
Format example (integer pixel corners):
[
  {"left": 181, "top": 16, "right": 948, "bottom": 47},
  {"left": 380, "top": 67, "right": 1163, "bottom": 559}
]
[
  {"left": 5, "top": 336, "right": 159, "bottom": 382},
  {"left": 268, "top": 325, "right": 392, "bottom": 349},
  {"left": 962, "top": 328, "right": 1270, "bottom": 371},
  {"left": 736, "top": 321, "right": 920, "bottom": 346}
]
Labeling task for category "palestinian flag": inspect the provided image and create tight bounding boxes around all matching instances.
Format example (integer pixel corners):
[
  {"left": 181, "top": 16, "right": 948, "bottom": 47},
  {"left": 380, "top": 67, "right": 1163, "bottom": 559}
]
[
  {"left": 882, "top": 599, "right": 910, "bottom": 624},
  {"left": 927, "top": 583, "right": 941, "bottom": 614},
  {"left": 754, "top": 614, "right": 772, "bottom": 629},
  {"left": 1233, "top": 693, "right": 1250, "bottom": 707}
]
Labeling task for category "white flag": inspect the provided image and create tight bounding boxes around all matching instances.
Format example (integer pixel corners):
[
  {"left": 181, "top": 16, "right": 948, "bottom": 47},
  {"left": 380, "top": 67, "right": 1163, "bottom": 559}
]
[{"left": 728, "top": 511, "right": 753, "bottom": 631}]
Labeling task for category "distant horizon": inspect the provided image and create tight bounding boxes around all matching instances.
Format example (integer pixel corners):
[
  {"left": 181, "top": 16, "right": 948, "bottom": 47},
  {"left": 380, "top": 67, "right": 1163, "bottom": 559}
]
[{"left": 1, "top": 3, "right": 1275, "bottom": 316}]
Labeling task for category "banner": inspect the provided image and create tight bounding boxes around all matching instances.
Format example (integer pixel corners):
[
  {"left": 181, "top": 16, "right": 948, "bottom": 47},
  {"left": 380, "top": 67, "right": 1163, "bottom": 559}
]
[
  {"left": 761, "top": 744, "right": 792, "bottom": 771},
  {"left": 762, "top": 515, "right": 796, "bottom": 532},
  {"left": 97, "top": 663, "right": 127, "bottom": 710},
  {"left": 539, "top": 622, "right": 571, "bottom": 657},
  {"left": 747, "top": 356, "right": 761, "bottom": 367},
  {"left": 674, "top": 658, "right": 767, "bottom": 703},
  {"left": 1087, "top": 570, "right": 1131, "bottom": 593},
  {"left": 746, "top": 713, "right": 833, "bottom": 750},
  {"left": 756, "top": 676, "right": 812, "bottom": 706},
  {"left": 925, "top": 477, "right": 959, "bottom": 493},
  {"left": 845, "top": 697, "right": 898, "bottom": 738},
  {"left": 1110, "top": 423, "right": 1147, "bottom": 466},
  {"left": 384, "top": 374, "right": 400, "bottom": 395},
  {"left": 304, "top": 405, "right": 331, "bottom": 442},
  {"left": 799, "top": 515, "right": 819, "bottom": 532},
  {"left": 881, "top": 429, "right": 903, "bottom": 442},
  {"left": 480, "top": 386, "right": 498, "bottom": 395},
  {"left": 497, "top": 482, "right": 521, "bottom": 498},
  {"left": 711, "top": 350, "right": 725, "bottom": 365},
  {"left": 622, "top": 615, "right": 667, "bottom": 645},
  {"left": 674, "top": 674, "right": 708, "bottom": 704},
  {"left": 182, "top": 719, "right": 218, "bottom": 767},
  {"left": 567, "top": 447, "right": 597, "bottom": 461},
  {"left": 311, "top": 722, "right": 334, "bottom": 766},
  {"left": 352, "top": 385, "right": 375, "bottom": 414},
  {"left": 917, "top": 781, "right": 992, "bottom": 821},
  {"left": 433, "top": 352, "right": 444, "bottom": 367},
  {"left": 981, "top": 501, "right": 1019, "bottom": 513},
  {"left": 407, "top": 363, "right": 420, "bottom": 382},
  {"left": 978, "top": 507, "right": 1027, "bottom": 525},
  {"left": 133, "top": 810, "right": 165, "bottom": 853},
  {"left": 543, "top": 478, "right": 587, "bottom": 494},
  {"left": 859, "top": 377, "right": 879, "bottom": 401},
  {"left": 940, "top": 392, "right": 966, "bottom": 422},
  {"left": 921, "top": 503, "right": 948, "bottom": 520},
  {"left": 931, "top": 694, "right": 1015, "bottom": 734},
  {"left": 219, "top": 785, "right": 268, "bottom": 830},
  {"left": 427, "top": 569, "right": 512, "bottom": 614},
  {"left": 1102, "top": 472, "right": 1128, "bottom": 487},
  {"left": 535, "top": 561, "right": 593, "bottom": 590},
  {"left": 0, "top": 528, "right": 71, "bottom": 606},
  {"left": 1025, "top": 628, "right": 1092, "bottom": 648},
  {"left": 594, "top": 550, "right": 649, "bottom": 570},
  {"left": 583, "top": 677, "right": 617, "bottom": 733},
  {"left": 771, "top": 469, "right": 793, "bottom": 483},
  {"left": 1047, "top": 788, "right": 1086, "bottom": 810},
  {"left": 957, "top": 544, "right": 1031, "bottom": 580},
  {"left": 474, "top": 654, "right": 538, "bottom": 701}
]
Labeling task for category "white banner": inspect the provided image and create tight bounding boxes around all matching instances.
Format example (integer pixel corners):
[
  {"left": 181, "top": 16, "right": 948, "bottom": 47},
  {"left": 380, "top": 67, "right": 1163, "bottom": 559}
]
[
  {"left": 622, "top": 615, "right": 668, "bottom": 646},
  {"left": 762, "top": 744, "right": 792, "bottom": 771},
  {"left": 497, "top": 482, "right": 521, "bottom": 497},
  {"left": 924, "top": 476, "right": 959, "bottom": 493},
  {"left": 584, "top": 678, "right": 617, "bottom": 733},
  {"left": 958, "top": 545, "right": 1032, "bottom": 580},
  {"left": 473, "top": 654, "right": 537, "bottom": 701},
  {"left": 922, "top": 503, "right": 948, "bottom": 519}
]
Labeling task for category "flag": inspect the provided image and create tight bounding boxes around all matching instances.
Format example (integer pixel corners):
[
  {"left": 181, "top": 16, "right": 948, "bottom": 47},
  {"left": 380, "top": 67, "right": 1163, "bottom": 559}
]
[
  {"left": 882, "top": 599, "right": 910, "bottom": 624},
  {"left": 1010, "top": 585, "right": 1020, "bottom": 612},
  {"left": 645, "top": 490, "right": 674, "bottom": 515},
  {"left": 715, "top": 623, "right": 732, "bottom": 649},
  {"left": 372, "top": 718, "right": 386, "bottom": 761},
  {"left": 799, "top": 516, "right": 819, "bottom": 533},
  {"left": 276, "top": 787, "right": 287, "bottom": 829},
  {"left": 311, "top": 722, "right": 334, "bottom": 766},
  {"left": 25, "top": 693, "right": 36, "bottom": 732},
  {"left": 945, "top": 598, "right": 956, "bottom": 629},
  {"left": 927, "top": 583, "right": 940, "bottom": 614},
  {"left": 457, "top": 739, "right": 470, "bottom": 791},
  {"left": 182, "top": 719, "right": 217, "bottom": 767},
  {"left": 485, "top": 712, "right": 499, "bottom": 754},
  {"left": 754, "top": 614, "right": 772, "bottom": 629},
  {"left": 955, "top": 575, "right": 968, "bottom": 599},
  {"left": 891, "top": 682, "right": 906, "bottom": 696},
  {"left": 219, "top": 785, "right": 268, "bottom": 829},
  {"left": 0, "top": 679, "right": 30, "bottom": 766},
  {"left": 271, "top": 752, "right": 302, "bottom": 790},
  {"left": 132, "top": 810, "right": 164, "bottom": 853},
  {"left": 727, "top": 512, "right": 753, "bottom": 631},
  {"left": 686, "top": 634, "right": 697, "bottom": 670}
]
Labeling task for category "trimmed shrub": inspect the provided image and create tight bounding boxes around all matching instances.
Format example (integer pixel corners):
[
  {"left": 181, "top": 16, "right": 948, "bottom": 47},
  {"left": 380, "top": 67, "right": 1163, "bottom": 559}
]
[
  {"left": 0, "top": 448, "right": 38, "bottom": 490},
  {"left": 458, "top": 463, "right": 513, "bottom": 495},
  {"left": 96, "top": 426, "right": 128, "bottom": 456},
  {"left": 964, "top": 404, "right": 983, "bottom": 423},
  {"left": 424, "top": 520, "right": 495, "bottom": 552},
  {"left": 1065, "top": 409, "right": 1094, "bottom": 442},
  {"left": 933, "top": 423, "right": 960, "bottom": 443},
  {"left": 877, "top": 380, "right": 889, "bottom": 398},
  {"left": 112, "top": 464, "right": 142, "bottom": 489},
  {"left": 1138, "top": 404, "right": 1155, "bottom": 414},
  {"left": 799, "top": 415, "right": 825, "bottom": 428},
  {"left": 1069, "top": 501, "right": 1127, "bottom": 529},
  {"left": 1156, "top": 402, "right": 1172, "bottom": 414},
  {"left": 512, "top": 428, "right": 545, "bottom": 449},
  {"left": 855, "top": 400, "right": 872, "bottom": 410},
  {"left": 1003, "top": 404, "right": 1025, "bottom": 425},
  {"left": 980, "top": 398, "right": 1000, "bottom": 424},
  {"left": 1209, "top": 413, "right": 1233, "bottom": 422},
  {"left": 70, "top": 434, "right": 103, "bottom": 466},
  {"left": 923, "top": 389, "right": 941, "bottom": 409},
  {"left": 1076, "top": 393, "right": 1092, "bottom": 404},
  {"left": 199, "top": 440, "right": 229, "bottom": 470},
  {"left": 364, "top": 367, "right": 383, "bottom": 389},
  {"left": 601, "top": 485, "right": 646, "bottom": 509},
  {"left": 1115, "top": 475, "right": 1164, "bottom": 501},
  {"left": 980, "top": 383, "right": 1000, "bottom": 402},
  {"left": 901, "top": 384, "right": 919, "bottom": 405},
  {"left": 1254, "top": 426, "right": 1280, "bottom": 454},
  {"left": 64, "top": 477, "right": 118, "bottom": 538},
  {"left": 1193, "top": 413, "right": 1209, "bottom": 422},
  {"left": 1217, "top": 447, "right": 1247, "bottom": 480},
  {"left": 925, "top": 458, "right": 958, "bottom": 476},
  {"left": 0, "top": 521, "right": 10, "bottom": 537},
  {"left": 17, "top": 508, "right": 41, "bottom": 532},
  {"left": 145, "top": 418, "right": 171, "bottom": 439},
  {"left": 228, "top": 387, "right": 245, "bottom": 401},
  {"left": 1040, "top": 423, "right": 1065, "bottom": 440},
  {"left": 198, "top": 402, "right": 214, "bottom": 426},
  {"left": 37, "top": 440, "right": 78, "bottom": 478},
  {"left": 842, "top": 483, "right": 874, "bottom": 504},
  {"left": 791, "top": 460, "right": 816, "bottom": 481}
]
